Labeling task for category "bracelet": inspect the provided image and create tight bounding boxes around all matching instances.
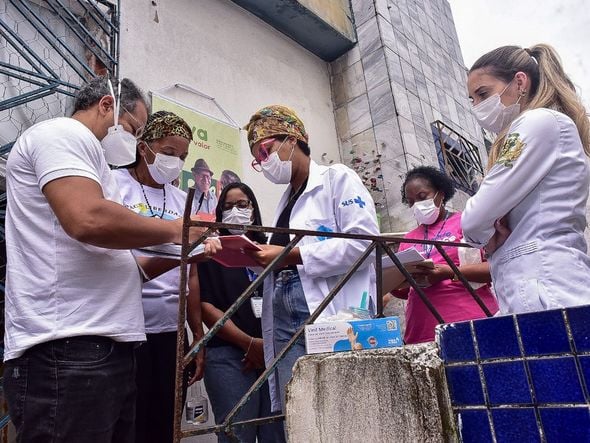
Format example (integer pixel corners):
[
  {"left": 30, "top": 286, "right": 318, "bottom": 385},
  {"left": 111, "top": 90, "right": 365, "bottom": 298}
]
[{"left": 244, "top": 336, "right": 254, "bottom": 357}]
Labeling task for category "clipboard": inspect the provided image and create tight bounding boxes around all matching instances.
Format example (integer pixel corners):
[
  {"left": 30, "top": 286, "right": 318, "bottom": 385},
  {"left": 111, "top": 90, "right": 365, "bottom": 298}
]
[
  {"left": 381, "top": 247, "right": 434, "bottom": 295},
  {"left": 212, "top": 234, "right": 262, "bottom": 268}
]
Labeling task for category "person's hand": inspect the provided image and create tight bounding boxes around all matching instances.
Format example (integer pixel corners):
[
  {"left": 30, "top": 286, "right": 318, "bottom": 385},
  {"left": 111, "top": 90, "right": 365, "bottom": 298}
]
[
  {"left": 187, "top": 347, "right": 206, "bottom": 385},
  {"left": 346, "top": 326, "right": 358, "bottom": 347},
  {"left": 410, "top": 264, "right": 454, "bottom": 285},
  {"left": 484, "top": 216, "right": 511, "bottom": 256},
  {"left": 241, "top": 337, "right": 265, "bottom": 372},
  {"left": 248, "top": 245, "right": 286, "bottom": 268},
  {"left": 169, "top": 216, "right": 212, "bottom": 245}
]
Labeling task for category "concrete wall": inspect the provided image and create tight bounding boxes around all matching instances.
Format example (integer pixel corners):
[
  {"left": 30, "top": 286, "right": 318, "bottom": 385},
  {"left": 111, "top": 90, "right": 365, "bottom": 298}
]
[
  {"left": 298, "top": 0, "right": 355, "bottom": 39},
  {"left": 119, "top": 0, "right": 340, "bottom": 224}
]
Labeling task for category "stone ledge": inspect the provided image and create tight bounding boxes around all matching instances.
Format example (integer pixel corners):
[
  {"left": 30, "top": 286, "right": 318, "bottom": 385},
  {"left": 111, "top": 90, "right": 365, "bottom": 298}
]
[{"left": 286, "top": 342, "right": 457, "bottom": 442}]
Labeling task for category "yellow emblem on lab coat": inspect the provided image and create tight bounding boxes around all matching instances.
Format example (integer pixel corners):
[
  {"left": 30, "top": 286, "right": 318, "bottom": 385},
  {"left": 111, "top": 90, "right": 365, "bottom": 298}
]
[{"left": 497, "top": 133, "right": 526, "bottom": 168}]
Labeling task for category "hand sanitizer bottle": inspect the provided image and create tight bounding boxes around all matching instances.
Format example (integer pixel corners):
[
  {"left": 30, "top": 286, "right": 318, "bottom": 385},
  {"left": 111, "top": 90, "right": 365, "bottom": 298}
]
[{"left": 185, "top": 382, "right": 208, "bottom": 425}]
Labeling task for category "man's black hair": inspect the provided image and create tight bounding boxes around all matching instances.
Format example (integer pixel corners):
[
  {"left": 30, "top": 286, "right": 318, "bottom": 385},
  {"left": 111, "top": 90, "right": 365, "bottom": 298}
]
[{"left": 73, "top": 76, "right": 147, "bottom": 115}]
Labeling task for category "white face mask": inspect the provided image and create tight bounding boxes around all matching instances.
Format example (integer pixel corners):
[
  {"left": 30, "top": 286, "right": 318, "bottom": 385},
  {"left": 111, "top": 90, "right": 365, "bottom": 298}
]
[
  {"left": 260, "top": 139, "right": 294, "bottom": 184},
  {"left": 472, "top": 80, "right": 522, "bottom": 133},
  {"left": 222, "top": 207, "right": 253, "bottom": 234},
  {"left": 101, "top": 80, "right": 138, "bottom": 167},
  {"left": 413, "top": 192, "right": 440, "bottom": 226},
  {"left": 144, "top": 143, "right": 184, "bottom": 185}
]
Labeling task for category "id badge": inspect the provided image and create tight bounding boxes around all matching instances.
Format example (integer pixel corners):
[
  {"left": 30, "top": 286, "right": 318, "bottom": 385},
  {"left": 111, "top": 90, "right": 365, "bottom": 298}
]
[{"left": 250, "top": 296, "right": 263, "bottom": 318}]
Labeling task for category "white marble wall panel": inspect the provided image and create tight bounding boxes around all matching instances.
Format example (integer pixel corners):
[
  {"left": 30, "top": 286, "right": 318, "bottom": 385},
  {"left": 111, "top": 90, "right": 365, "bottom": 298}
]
[{"left": 328, "top": 0, "right": 486, "bottom": 231}]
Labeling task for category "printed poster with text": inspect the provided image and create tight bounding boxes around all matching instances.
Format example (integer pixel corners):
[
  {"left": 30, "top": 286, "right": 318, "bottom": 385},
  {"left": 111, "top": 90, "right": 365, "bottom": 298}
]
[{"left": 151, "top": 94, "right": 242, "bottom": 199}]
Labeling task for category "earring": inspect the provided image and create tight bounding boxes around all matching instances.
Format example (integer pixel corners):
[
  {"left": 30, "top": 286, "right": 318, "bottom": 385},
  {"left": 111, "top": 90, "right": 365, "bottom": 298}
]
[{"left": 519, "top": 89, "right": 527, "bottom": 97}]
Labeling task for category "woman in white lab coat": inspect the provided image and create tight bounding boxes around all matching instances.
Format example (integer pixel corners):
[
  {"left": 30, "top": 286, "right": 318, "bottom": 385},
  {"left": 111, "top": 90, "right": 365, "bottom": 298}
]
[
  {"left": 244, "top": 105, "right": 379, "bottom": 412},
  {"left": 462, "top": 44, "right": 590, "bottom": 314}
]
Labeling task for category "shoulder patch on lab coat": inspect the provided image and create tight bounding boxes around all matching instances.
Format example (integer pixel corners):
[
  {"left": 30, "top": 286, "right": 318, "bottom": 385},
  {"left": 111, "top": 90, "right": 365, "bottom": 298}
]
[{"left": 497, "top": 132, "right": 526, "bottom": 168}]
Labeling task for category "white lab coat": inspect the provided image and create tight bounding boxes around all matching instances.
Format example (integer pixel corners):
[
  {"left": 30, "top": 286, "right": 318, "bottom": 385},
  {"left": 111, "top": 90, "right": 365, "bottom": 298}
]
[
  {"left": 462, "top": 108, "right": 590, "bottom": 314},
  {"left": 261, "top": 160, "right": 379, "bottom": 410}
]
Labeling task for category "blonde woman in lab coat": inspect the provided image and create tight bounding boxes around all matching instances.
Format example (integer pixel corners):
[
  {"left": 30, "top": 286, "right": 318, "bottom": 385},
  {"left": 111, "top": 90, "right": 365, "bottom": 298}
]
[
  {"left": 244, "top": 105, "right": 379, "bottom": 412},
  {"left": 462, "top": 44, "right": 590, "bottom": 314}
]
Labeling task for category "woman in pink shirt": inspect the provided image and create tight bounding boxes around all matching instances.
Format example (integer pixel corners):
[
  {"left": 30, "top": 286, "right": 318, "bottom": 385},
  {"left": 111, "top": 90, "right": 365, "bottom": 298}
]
[{"left": 391, "top": 166, "right": 499, "bottom": 344}]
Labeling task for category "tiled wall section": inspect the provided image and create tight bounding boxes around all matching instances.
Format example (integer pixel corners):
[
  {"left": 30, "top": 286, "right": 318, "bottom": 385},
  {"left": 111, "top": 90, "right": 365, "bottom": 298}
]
[
  {"left": 437, "top": 305, "right": 590, "bottom": 442},
  {"left": 329, "top": 0, "right": 485, "bottom": 232}
]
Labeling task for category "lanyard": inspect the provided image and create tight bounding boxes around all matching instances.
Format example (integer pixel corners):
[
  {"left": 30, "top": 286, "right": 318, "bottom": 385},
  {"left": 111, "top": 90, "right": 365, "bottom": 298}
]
[
  {"left": 245, "top": 268, "right": 260, "bottom": 297},
  {"left": 245, "top": 268, "right": 257, "bottom": 282},
  {"left": 422, "top": 212, "right": 450, "bottom": 258}
]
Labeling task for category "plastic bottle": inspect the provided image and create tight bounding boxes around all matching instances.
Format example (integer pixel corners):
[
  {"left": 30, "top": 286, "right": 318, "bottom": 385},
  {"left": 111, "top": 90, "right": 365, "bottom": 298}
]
[{"left": 185, "top": 382, "right": 208, "bottom": 424}]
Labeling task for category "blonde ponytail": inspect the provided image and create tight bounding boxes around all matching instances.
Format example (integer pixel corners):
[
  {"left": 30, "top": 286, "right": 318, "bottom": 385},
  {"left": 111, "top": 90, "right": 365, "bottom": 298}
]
[{"left": 527, "top": 44, "right": 590, "bottom": 156}]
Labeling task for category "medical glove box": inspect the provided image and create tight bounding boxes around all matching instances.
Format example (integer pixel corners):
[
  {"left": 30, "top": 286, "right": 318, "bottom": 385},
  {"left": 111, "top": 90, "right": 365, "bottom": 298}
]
[{"left": 305, "top": 316, "right": 402, "bottom": 354}]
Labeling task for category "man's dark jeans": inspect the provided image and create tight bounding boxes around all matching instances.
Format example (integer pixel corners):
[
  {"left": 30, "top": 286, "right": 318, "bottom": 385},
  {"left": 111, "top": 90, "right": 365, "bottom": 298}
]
[{"left": 3, "top": 336, "right": 138, "bottom": 443}]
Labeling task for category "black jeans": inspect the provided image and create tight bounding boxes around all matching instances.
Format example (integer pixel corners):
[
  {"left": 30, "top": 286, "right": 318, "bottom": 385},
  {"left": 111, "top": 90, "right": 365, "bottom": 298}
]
[
  {"left": 134, "top": 331, "right": 189, "bottom": 443},
  {"left": 3, "top": 336, "right": 138, "bottom": 443}
]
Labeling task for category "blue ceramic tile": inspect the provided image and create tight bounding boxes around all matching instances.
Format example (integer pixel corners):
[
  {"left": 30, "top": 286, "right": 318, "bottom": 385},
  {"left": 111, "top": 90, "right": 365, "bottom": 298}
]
[
  {"left": 438, "top": 321, "right": 475, "bottom": 363},
  {"left": 518, "top": 309, "right": 570, "bottom": 356},
  {"left": 578, "top": 356, "right": 590, "bottom": 398},
  {"left": 456, "top": 409, "right": 493, "bottom": 443},
  {"left": 483, "top": 361, "right": 531, "bottom": 405},
  {"left": 529, "top": 357, "right": 585, "bottom": 403},
  {"left": 492, "top": 408, "right": 540, "bottom": 442},
  {"left": 475, "top": 315, "right": 520, "bottom": 360},
  {"left": 566, "top": 304, "right": 590, "bottom": 352},
  {"left": 445, "top": 365, "right": 484, "bottom": 406},
  {"left": 540, "top": 407, "right": 590, "bottom": 443}
]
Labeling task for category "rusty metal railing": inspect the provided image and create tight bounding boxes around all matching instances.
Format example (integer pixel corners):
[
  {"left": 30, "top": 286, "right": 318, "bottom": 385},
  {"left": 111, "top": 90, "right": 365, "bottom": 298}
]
[{"left": 172, "top": 188, "right": 493, "bottom": 442}]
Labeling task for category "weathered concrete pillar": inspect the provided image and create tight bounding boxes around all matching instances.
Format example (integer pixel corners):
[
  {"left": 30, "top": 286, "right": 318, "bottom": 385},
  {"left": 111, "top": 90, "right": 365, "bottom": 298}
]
[{"left": 286, "top": 342, "right": 456, "bottom": 443}]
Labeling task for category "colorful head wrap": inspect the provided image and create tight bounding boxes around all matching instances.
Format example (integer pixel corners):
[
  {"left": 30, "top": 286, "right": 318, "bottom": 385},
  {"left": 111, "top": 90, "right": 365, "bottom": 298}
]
[
  {"left": 140, "top": 110, "right": 193, "bottom": 143},
  {"left": 244, "top": 105, "right": 309, "bottom": 148}
]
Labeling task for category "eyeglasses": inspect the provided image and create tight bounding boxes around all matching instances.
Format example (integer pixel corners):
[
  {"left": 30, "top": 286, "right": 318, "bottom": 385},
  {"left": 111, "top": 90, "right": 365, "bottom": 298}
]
[
  {"left": 222, "top": 199, "right": 251, "bottom": 210},
  {"left": 194, "top": 171, "right": 212, "bottom": 181},
  {"left": 251, "top": 138, "right": 276, "bottom": 172},
  {"left": 121, "top": 105, "right": 145, "bottom": 139}
]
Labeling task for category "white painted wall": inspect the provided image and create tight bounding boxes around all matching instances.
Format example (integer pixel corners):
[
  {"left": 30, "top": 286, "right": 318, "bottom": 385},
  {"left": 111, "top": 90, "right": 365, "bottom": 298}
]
[{"left": 119, "top": 0, "right": 340, "bottom": 224}]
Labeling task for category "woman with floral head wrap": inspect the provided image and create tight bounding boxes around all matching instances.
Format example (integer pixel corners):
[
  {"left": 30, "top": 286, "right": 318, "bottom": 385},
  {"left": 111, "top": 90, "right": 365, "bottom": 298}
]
[
  {"left": 244, "top": 105, "right": 380, "bottom": 413},
  {"left": 112, "top": 110, "right": 204, "bottom": 443}
]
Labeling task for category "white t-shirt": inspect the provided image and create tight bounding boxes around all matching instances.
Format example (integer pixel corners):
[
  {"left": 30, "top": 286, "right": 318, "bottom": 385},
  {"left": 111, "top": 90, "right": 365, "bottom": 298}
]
[
  {"left": 113, "top": 168, "right": 194, "bottom": 333},
  {"left": 4, "top": 117, "right": 145, "bottom": 361}
]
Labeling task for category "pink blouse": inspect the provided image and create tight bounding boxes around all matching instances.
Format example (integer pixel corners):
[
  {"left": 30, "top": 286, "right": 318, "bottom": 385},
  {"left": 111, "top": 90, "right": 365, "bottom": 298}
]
[{"left": 398, "top": 212, "right": 499, "bottom": 344}]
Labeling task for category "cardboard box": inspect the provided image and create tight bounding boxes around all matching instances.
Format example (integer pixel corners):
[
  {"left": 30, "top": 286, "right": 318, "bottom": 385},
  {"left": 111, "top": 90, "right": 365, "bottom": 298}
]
[{"left": 305, "top": 316, "right": 403, "bottom": 354}]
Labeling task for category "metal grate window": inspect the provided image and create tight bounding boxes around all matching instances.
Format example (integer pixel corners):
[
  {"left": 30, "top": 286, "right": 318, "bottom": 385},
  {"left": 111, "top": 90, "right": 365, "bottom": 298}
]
[{"left": 431, "top": 120, "right": 484, "bottom": 196}]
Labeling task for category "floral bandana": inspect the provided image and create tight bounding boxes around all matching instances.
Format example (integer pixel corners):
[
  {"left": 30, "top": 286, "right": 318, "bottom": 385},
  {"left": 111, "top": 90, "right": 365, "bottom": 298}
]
[
  {"left": 141, "top": 110, "right": 193, "bottom": 143},
  {"left": 244, "top": 105, "right": 309, "bottom": 148}
]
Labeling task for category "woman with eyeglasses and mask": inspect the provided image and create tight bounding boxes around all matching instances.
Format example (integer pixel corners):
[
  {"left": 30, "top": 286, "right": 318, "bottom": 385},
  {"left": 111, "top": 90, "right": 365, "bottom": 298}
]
[
  {"left": 389, "top": 166, "right": 498, "bottom": 344},
  {"left": 244, "top": 105, "right": 379, "bottom": 413},
  {"left": 197, "top": 182, "right": 285, "bottom": 443},
  {"left": 462, "top": 44, "right": 590, "bottom": 314},
  {"left": 112, "top": 111, "right": 205, "bottom": 443}
]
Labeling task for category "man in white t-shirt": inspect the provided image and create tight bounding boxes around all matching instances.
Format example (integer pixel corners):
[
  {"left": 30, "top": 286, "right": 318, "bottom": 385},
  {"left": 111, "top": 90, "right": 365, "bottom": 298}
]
[{"left": 3, "top": 76, "right": 218, "bottom": 442}]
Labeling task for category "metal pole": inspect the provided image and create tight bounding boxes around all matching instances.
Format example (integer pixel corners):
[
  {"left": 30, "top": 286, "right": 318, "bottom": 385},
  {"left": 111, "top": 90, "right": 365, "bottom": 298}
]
[
  {"left": 381, "top": 242, "right": 445, "bottom": 324},
  {"left": 214, "top": 242, "right": 378, "bottom": 441},
  {"left": 375, "top": 242, "right": 384, "bottom": 318},
  {"left": 182, "top": 234, "right": 304, "bottom": 367},
  {"left": 434, "top": 244, "right": 493, "bottom": 317}
]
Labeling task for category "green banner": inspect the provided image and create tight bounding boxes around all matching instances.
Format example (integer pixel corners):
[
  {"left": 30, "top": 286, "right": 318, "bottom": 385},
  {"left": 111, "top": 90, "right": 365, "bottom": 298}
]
[{"left": 151, "top": 94, "right": 243, "bottom": 195}]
